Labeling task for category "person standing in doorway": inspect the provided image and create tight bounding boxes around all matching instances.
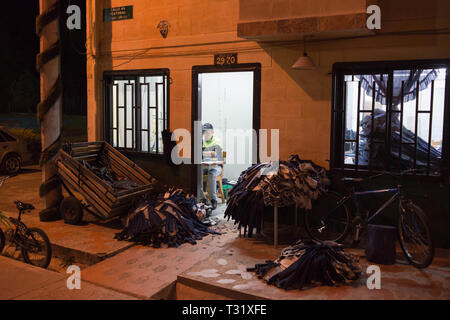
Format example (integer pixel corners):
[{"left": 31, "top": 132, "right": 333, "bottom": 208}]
[{"left": 200, "top": 123, "right": 223, "bottom": 210}]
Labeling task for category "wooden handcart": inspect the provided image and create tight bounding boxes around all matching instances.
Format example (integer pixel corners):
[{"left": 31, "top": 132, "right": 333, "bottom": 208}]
[{"left": 55, "top": 141, "right": 157, "bottom": 223}]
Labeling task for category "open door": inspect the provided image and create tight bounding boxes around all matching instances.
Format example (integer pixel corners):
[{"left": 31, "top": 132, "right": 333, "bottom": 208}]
[{"left": 191, "top": 63, "right": 261, "bottom": 201}]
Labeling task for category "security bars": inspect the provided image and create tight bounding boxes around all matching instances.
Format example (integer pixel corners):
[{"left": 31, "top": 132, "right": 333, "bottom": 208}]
[
  {"left": 104, "top": 70, "right": 169, "bottom": 154},
  {"left": 332, "top": 61, "right": 449, "bottom": 177}
]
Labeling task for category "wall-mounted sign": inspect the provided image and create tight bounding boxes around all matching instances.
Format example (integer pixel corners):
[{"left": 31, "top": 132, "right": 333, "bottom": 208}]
[
  {"left": 214, "top": 53, "right": 238, "bottom": 66},
  {"left": 103, "top": 6, "right": 133, "bottom": 22}
]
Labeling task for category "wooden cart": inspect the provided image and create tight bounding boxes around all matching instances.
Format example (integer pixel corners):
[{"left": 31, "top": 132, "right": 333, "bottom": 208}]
[{"left": 55, "top": 141, "right": 157, "bottom": 222}]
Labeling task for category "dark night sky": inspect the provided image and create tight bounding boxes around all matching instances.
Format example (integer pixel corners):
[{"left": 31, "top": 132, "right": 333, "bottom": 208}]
[{"left": 0, "top": 1, "right": 86, "bottom": 115}]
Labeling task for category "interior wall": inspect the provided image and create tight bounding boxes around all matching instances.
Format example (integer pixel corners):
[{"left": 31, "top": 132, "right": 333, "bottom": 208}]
[{"left": 200, "top": 71, "right": 254, "bottom": 181}]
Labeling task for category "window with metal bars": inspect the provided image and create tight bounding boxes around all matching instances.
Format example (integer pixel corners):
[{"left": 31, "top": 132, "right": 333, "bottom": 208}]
[
  {"left": 103, "top": 69, "right": 169, "bottom": 154},
  {"left": 331, "top": 60, "right": 450, "bottom": 177}
]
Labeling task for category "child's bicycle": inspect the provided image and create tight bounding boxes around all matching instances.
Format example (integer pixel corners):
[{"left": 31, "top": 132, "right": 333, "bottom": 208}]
[{"left": 0, "top": 176, "right": 52, "bottom": 269}]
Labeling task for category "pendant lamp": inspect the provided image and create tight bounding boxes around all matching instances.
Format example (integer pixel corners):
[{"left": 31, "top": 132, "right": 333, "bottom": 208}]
[{"left": 292, "top": 38, "right": 316, "bottom": 70}]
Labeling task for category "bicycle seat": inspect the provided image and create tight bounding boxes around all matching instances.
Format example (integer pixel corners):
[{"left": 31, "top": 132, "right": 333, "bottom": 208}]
[
  {"left": 14, "top": 201, "right": 35, "bottom": 211},
  {"left": 341, "top": 177, "right": 364, "bottom": 183}
]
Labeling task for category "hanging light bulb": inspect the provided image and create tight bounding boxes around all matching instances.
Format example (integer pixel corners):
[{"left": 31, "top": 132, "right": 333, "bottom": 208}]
[{"left": 292, "top": 37, "right": 316, "bottom": 70}]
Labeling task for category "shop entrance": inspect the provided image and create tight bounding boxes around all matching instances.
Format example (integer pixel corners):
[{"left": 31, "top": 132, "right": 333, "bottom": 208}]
[{"left": 191, "top": 64, "right": 261, "bottom": 216}]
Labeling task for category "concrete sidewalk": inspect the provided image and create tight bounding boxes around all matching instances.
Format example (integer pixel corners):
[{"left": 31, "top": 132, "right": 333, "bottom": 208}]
[{"left": 0, "top": 256, "right": 137, "bottom": 300}]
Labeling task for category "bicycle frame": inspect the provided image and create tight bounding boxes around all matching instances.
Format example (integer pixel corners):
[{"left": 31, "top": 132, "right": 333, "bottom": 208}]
[
  {"left": 1, "top": 210, "right": 30, "bottom": 250},
  {"left": 325, "top": 186, "right": 404, "bottom": 225},
  {"left": 353, "top": 187, "right": 402, "bottom": 224}
]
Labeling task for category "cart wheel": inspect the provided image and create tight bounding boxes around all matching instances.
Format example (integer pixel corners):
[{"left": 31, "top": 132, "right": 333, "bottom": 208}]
[{"left": 60, "top": 197, "right": 83, "bottom": 225}]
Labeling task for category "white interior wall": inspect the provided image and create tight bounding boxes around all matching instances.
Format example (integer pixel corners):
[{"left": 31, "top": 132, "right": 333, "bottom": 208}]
[{"left": 200, "top": 71, "right": 254, "bottom": 181}]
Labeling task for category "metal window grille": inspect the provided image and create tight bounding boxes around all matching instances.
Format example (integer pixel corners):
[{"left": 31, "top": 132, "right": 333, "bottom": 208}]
[
  {"left": 331, "top": 61, "right": 449, "bottom": 177},
  {"left": 104, "top": 70, "right": 169, "bottom": 154}
]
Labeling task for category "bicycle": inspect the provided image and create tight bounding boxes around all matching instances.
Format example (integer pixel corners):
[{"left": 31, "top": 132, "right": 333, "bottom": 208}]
[
  {"left": 304, "top": 169, "right": 434, "bottom": 268},
  {"left": 0, "top": 176, "right": 52, "bottom": 269}
]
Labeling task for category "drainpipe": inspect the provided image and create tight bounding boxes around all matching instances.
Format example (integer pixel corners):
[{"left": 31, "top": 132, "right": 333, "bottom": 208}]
[{"left": 36, "top": 0, "right": 63, "bottom": 212}]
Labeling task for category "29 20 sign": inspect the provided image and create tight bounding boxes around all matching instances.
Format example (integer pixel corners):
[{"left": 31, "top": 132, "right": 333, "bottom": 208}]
[{"left": 214, "top": 53, "right": 238, "bottom": 66}]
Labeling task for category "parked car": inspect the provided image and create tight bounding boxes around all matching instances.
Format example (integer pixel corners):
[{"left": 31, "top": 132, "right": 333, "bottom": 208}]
[{"left": 0, "top": 126, "right": 32, "bottom": 174}]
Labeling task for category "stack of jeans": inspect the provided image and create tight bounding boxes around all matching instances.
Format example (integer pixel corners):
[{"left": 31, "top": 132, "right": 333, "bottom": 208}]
[
  {"left": 115, "top": 188, "right": 218, "bottom": 248},
  {"left": 82, "top": 148, "right": 139, "bottom": 192},
  {"left": 224, "top": 155, "right": 329, "bottom": 236},
  {"left": 248, "top": 239, "right": 361, "bottom": 290}
]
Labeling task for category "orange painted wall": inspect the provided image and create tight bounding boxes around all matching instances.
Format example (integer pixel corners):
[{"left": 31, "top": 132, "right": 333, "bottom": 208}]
[{"left": 86, "top": 0, "right": 450, "bottom": 168}]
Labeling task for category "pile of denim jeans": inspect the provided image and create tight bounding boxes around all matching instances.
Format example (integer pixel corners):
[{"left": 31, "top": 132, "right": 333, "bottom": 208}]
[
  {"left": 248, "top": 239, "right": 361, "bottom": 290},
  {"left": 115, "top": 188, "right": 218, "bottom": 248},
  {"left": 83, "top": 160, "right": 138, "bottom": 191},
  {"left": 82, "top": 149, "right": 138, "bottom": 192},
  {"left": 224, "top": 155, "right": 329, "bottom": 236}
]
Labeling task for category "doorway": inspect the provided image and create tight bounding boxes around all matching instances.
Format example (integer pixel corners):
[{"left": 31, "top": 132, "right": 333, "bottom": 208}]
[{"left": 191, "top": 63, "right": 261, "bottom": 214}]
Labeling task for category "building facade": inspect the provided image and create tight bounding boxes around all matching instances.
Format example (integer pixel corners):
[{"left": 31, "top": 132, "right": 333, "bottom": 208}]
[{"left": 85, "top": 0, "right": 450, "bottom": 246}]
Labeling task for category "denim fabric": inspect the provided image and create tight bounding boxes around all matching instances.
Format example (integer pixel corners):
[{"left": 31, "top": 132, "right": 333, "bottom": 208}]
[
  {"left": 224, "top": 155, "right": 329, "bottom": 236},
  {"left": 248, "top": 239, "right": 361, "bottom": 290},
  {"left": 115, "top": 188, "right": 217, "bottom": 248}
]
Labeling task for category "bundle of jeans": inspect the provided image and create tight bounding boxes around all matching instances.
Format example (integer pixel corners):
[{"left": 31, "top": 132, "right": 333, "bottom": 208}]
[
  {"left": 82, "top": 149, "right": 138, "bottom": 192},
  {"left": 83, "top": 160, "right": 138, "bottom": 191},
  {"left": 224, "top": 155, "right": 329, "bottom": 236},
  {"left": 115, "top": 188, "right": 218, "bottom": 248},
  {"left": 248, "top": 239, "right": 361, "bottom": 290}
]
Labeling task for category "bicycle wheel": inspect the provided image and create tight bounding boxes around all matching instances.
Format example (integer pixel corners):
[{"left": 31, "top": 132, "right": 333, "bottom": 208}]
[
  {"left": 21, "top": 228, "right": 52, "bottom": 268},
  {"left": 398, "top": 202, "right": 434, "bottom": 268},
  {"left": 304, "top": 191, "right": 351, "bottom": 243},
  {"left": 0, "top": 227, "right": 5, "bottom": 254}
]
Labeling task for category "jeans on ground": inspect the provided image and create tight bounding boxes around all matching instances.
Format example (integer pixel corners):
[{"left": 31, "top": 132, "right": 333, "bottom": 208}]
[{"left": 200, "top": 165, "right": 222, "bottom": 202}]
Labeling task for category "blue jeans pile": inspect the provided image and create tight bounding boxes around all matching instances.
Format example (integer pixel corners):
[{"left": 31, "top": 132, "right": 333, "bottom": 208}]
[
  {"left": 248, "top": 239, "right": 361, "bottom": 290},
  {"left": 115, "top": 188, "right": 218, "bottom": 248}
]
